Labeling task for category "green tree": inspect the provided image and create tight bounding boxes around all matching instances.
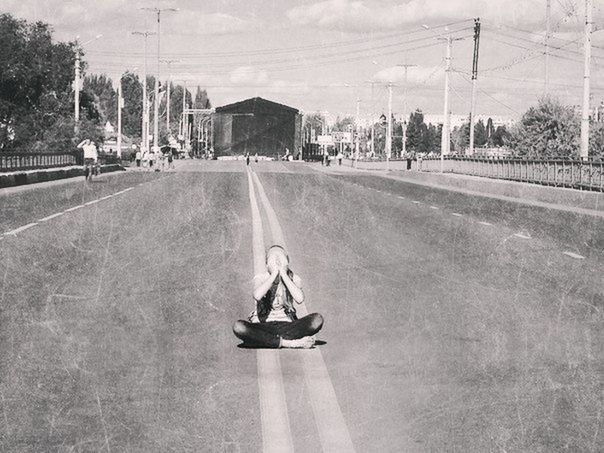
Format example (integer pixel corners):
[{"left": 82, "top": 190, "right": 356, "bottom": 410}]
[
  {"left": 506, "top": 96, "right": 580, "bottom": 158},
  {"left": 120, "top": 71, "right": 143, "bottom": 138},
  {"left": 83, "top": 74, "right": 117, "bottom": 126},
  {"left": 0, "top": 13, "right": 96, "bottom": 151},
  {"left": 406, "top": 109, "right": 426, "bottom": 152}
]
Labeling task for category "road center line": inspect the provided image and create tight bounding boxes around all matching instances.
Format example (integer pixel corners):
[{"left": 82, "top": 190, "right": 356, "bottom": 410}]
[
  {"left": 563, "top": 251, "right": 585, "bottom": 260},
  {"left": 64, "top": 205, "right": 84, "bottom": 212},
  {"left": 38, "top": 212, "right": 64, "bottom": 222},
  {"left": 514, "top": 233, "right": 531, "bottom": 239},
  {"left": 397, "top": 196, "right": 405, "bottom": 199},
  {"left": 85, "top": 200, "right": 100, "bottom": 206},
  {"left": 246, "top": 169, "right": 294, "bottom": 453},
  {"left": 452, "top": 213, "right": 463, "bottom": 217},
  {"left": 478, "top": 221, "right": 493, "bottom": 226},
  {"left": 412, "top": 200, "right": 421, "bottom": 204},
  {"left": 430, "top": 206, "right": 439, "bottom": 210},
  {"left": 5, "top": 222, "right": 38, "bottom": 235},
  {"left": 251, "top": 169, "right": 356, "bottom": 453}
]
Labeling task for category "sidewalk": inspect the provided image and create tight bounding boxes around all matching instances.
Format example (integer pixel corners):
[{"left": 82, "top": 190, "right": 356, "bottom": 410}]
[
  {"left": 0, "top": 164, "right": 124, "bottom": 196},
  {"left": 314, "top": 161, "right": 604, "bottom": 218}
]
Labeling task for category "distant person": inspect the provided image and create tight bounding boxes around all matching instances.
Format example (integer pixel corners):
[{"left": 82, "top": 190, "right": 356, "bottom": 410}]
[
  {"left": 167, "top": 150, "right": 174, "bottom": 169},
  {"left": 337, "top": 151, "right": 343, "bottom": 166},
  {"left": 135, "top": 150, "right": 141, "bottom": 168},
  {"left": 254, "top": 152, "right": 258, "bottom": 163},
  {"left": 148, "top": 150, "right": 155, "bottom": 170},
  {"left": 245, "top": 151, "right": 250, "bottom": 166},
  {"left": 77, "top": 139, "right": 98, "bottom": 181},
  {"left": 233, "top": 245, "right": 323, "bottom": 348}
]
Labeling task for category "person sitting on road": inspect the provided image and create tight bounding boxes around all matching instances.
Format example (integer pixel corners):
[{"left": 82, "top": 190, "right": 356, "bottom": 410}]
[{"left": 233, "top": 245, "right": 323, "bottom": 349}]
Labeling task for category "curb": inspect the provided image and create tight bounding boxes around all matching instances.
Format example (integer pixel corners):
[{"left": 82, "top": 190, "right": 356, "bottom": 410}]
[{"left": 0, "top": 165, "right": 125, "bottom": 189}]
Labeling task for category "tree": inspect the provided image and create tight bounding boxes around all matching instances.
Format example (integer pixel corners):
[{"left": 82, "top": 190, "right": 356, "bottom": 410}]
[
  {"left": 492, "top": 126, "right": 509, "bottom": 147},
  {"left": 0, "top": 13, "right": 95, "bottom": 151},
  {"left": 83, "top": 74, "right": 117, "bottom": 126},
  {"left": 505, "top": 96, "right": 580, "bottom": 158},
  {"left": 406, "top": 110, "right": 426, "bottom": 152},
  {"left": 119, "top": 71, "right": 143, "bottom": 138},
  {"left": 193, "top": 86, "right": 211, "bottom": 109}
]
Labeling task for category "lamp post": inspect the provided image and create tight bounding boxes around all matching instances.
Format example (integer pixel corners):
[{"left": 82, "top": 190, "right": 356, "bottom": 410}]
[
  {"left": 142, "top": 7, "right": 178, "bottom": 154},
  {"left": 74, "top": 34, "right": 102, "bottom": 130},
  {"left": 131, "top": 31, "right": 156, "bottom": 153}
]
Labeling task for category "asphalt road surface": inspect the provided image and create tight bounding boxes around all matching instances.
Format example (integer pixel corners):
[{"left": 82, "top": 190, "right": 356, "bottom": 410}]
[{"left": 0, "top": 160, "right": 602, "bottom": 452}]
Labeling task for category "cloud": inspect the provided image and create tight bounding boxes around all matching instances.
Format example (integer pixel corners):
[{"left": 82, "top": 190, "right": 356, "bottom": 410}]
[
  {"left": 372, "top": 65, "right": 444, "bottom": 85},
  {"left": 287, "top": 0, "right": 547, "bottom": 32},
  {"left": 176, "top": 12, "right": 255, "bottom": 35},
  {"left": 229, "top": 66, "right": 269, "bottom": 85}
]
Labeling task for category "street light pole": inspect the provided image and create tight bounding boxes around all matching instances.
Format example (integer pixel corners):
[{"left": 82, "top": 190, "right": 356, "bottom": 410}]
[
  {"left": 580, "top": 0, "right": 593, "bottom": 160},
  {"left": 386, "top": 82, "right": 393, "bottom": 171},
  {"left": 161, "top": 60, "right": 179, "bottom": 137},
  {"left": 73, "top": 34, "right": 102, "bottom": 130},
  {"left": 142, "top": 7, "right": 177, "bottom": 155},
  {"left": 397, "top": 63, "right": 417, "bottom": 157},
  {"left": 132, "top": 31, "right": 155, "bottom": 153}
]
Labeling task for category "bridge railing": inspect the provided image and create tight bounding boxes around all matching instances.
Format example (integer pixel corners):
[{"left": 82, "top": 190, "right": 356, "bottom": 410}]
[
  {"left": 0, "top": 151, "right": 121, "bottom": 173},
  {"left": 418, "top": 156, "right": 604, "bottom": 192}
]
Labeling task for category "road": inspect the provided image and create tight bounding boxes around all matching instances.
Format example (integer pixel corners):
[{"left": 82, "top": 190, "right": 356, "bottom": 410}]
[{"left": 0, "top": 160, "right": 602, "bottom": 452}]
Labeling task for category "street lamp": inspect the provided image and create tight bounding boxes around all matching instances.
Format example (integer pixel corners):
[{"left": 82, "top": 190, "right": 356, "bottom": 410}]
[
  {"left": 131, "top": 31, "right": 156, "bottom": 153},
  {"left": 142, "top": 7, "right": 178, "bottom": 154},
  {"left": 74, "top": 34, "right": 102, "bottom": 128}
]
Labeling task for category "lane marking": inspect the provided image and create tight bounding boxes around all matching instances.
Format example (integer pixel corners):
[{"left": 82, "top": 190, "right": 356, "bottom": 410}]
[
  {"left": 64, "top": 205, "right": 84, "bottom": 212},
  {"left": 397, "top": 196, "right": 405, "bottom": 199},
  {"left": 563, "top": 251, "right": 585, "bottom": 260},
  {"left": 85, "top": 200, "right": 99, "bottom": 206},
  {"left": 5, "top": 222, "right": 38, "bottom": 235},
  {"left": 478, "top": 221, "right": 493, "bottom": 226},
  {"left": 412, "top": 200, "right": 421, "bottom": 204},
  {"left": 246, "top": 169, "right": 294, "bottom": 453},
  {"left": 252, "top": 170, "right": 356, "bottom": 453},
  {"left": 513, "top": 233, "right": 531, "bottom": 239},
  {"left": 99, "top": 195, "right": 113, "bottom": 201},
  {"left": 38, "top": 212, "right": 64, "bottom": 222},
  {"left": 452, "top": 213, "right": 463, "bottom": 217},
  {"left": 429, "top": 206, "right": 439, "bottom": 210}
]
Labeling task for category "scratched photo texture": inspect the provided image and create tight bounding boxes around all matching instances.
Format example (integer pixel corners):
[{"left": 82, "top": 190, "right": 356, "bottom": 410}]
[{"left": 0, "top": 0, "right": 603, "bottom": 452}]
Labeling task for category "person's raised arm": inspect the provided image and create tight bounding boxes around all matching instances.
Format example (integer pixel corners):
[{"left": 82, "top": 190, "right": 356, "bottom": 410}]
[
  {"left": 280, "top": 270, "right": 304, "bottom": 303},
  {"left": 253, "top": 270, "right": 279, "bottom": 301}
]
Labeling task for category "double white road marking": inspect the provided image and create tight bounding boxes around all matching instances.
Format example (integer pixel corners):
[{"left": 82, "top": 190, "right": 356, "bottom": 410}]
[{"left": 247, "top": 168, "right": 355, "bottom": 452}]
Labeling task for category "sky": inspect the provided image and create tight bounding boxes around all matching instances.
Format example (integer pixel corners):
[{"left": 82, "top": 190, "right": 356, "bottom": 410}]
[{"left": 4, "top": 0, "right": 604, "bottom": 121}]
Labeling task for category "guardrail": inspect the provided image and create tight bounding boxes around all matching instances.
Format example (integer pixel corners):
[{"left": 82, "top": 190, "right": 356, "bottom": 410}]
[
  {"left": 0, "top": 151, "right": 121, "bottom": 173},
  {"left": 0, "top": 152, "right": 79, "bottom": 172},
  {"left": 418, "top": 156, "right": 604, "bottom": 192}
]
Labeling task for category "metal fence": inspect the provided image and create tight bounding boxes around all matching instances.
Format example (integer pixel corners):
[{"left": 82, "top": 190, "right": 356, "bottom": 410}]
[
  {"left": 418, "top": 156, "right": 604, "bottom": 192},
  {"left": 0, "top": 151, "right": 121, "bottom": 173}
]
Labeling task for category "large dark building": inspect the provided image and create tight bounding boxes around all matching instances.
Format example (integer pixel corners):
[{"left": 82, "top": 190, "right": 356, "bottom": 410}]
[{"left": 212, "top": 97, "right": 302, "bottom": 158}]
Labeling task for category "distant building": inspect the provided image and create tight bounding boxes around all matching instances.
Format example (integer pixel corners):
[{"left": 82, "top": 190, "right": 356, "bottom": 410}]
[
  {"left": 423, "top": 114, "right": 515, "bottom": 128},
  {"left": 212, "top": 97, "right": 302, "bottom": 158}
]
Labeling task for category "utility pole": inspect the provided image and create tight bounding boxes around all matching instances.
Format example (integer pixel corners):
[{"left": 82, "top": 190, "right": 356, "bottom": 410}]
[
  {"left": 73, "top": 34, "right": 102, "bottom": 131},
  {"left": 355, "top": 97, "right": 360, "bottom": 168},
  {"left": 469, "top": 18, "right": 481, "bottom": 156},
  {"left": 182, "top": 80, "right": 188, "bottom": 144},
  {"left": 386, "top": 82, "right": 393, "bottom": 171},
  {"left": 161, "top": 59, "right": 179, "bottom": 137},
  {"left": 142, "top": 7, "right": 177, "bottom": 155},
  {"left": 398, "top": 63, "right": 416, "bottom": 157},
  {"left": 545, "top": 0, "right": 551, "bottom": 94},
  {"left": 117, "top": 77, "right": 123, "bottom": 158},
  {"left": 580, "top": 0, "right": 593, "bottom": 160},
  {"left": 132, "top": 31, "right": 155, "bottom": 153},
  {"left": 74, "top": 53, "right": 81, "bottom": 128},
  {"left": 438, "top": 35, "right": 464, "bottom": 172}
]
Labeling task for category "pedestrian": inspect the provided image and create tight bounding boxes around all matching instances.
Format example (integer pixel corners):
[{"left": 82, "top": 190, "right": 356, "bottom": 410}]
[
  {"left": 77, "top": 139, "right": 98, "bottom": 181},
  {"left": 135, "top": 149, "right": 141, "bottom": 168},
  {"left": 167, "top": 150, "right": 174, "bottom": 169},
  {"left": 254, "top": 152, "right": 258, "bottom": 163},
  {"left": 245, "top": 151, "right": 250, "bottom": 166},
  {"left": 233, "top": 245, "right": 323, "bottom": 349},
  {"left": 148, "top": 150, "right": 155, "bottom": 170},
  {"left": 337, "top": 150, "right": 343, "bottom": 166}
]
